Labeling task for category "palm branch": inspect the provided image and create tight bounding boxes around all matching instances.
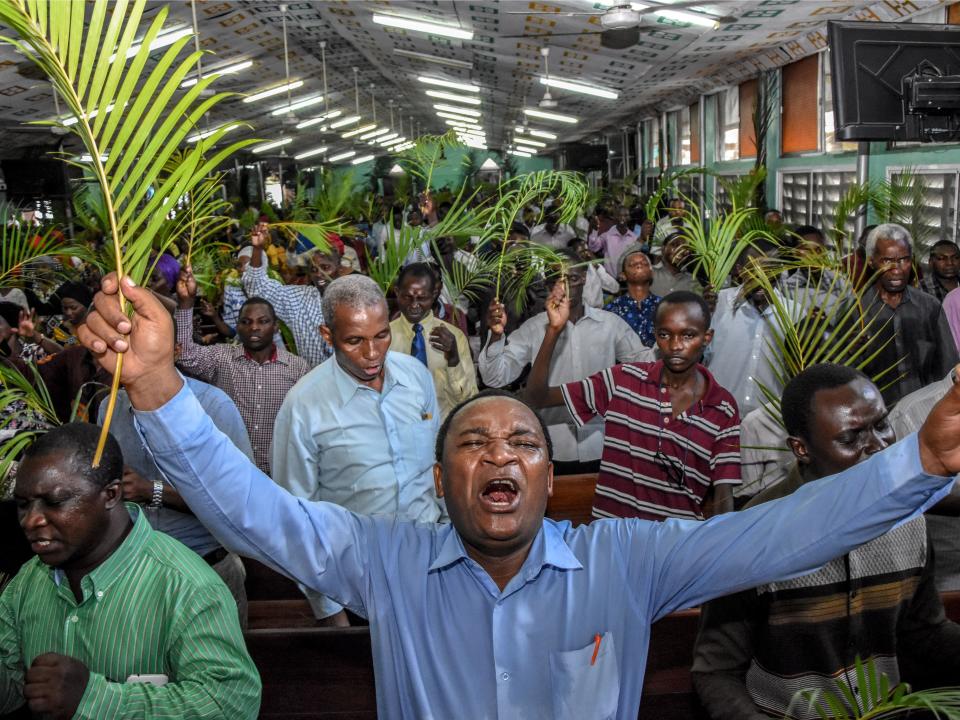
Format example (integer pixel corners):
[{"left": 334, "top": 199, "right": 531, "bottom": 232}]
[
  {"left": 717, "top": 167, "right": 767, "bottom": 211},
  {"left": 745, "top": 255, "right": 900, "bottom": 427},
  {"left": 644, "top": 167, "right": 710, "bottom": 224},
  {"left": 367, "top": 219, "right": 428, "bottom": 292},
  {"left": 395, "top": 130, "right": 463, "bottom": 193},
  {"left": 482, "top": 170, "right": 589, "bottom": 301},
  {"left": 679, "top": 203, "right": 772, "bottom": 290},
  {"left": 0, "top": 361, "right": 61, "bottom": 488},
  {"left": 787, "top": 656, "right": 960, "bottom": 720},
  {"left": 0, "top": 0, "right": 262, "bottom": 464},
  {"left": 0, "top": 213, "right": 87, "bottom": 292}
]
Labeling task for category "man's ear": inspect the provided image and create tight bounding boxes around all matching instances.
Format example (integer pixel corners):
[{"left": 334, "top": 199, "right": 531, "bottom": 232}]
[
  {"left": 703, "top": 328, "right": 714, "bottom": 348},
  {"left": 787, "top": 436, "right": 811, "bottom": 465},
  {"left": 433, "top": 462, "right": 445, "bottom": 499},
  {"left": 103, "top": 480, "right": 123, "bottom": 510},
  {"left": 546, "top": 462, "right": 554, "bottom": 498},
  {"left": 319, "top": 324, "right": 333, "bottom": 346}
]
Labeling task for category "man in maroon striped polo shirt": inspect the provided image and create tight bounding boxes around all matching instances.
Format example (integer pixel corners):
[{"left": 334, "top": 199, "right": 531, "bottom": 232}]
[{"left": 526, "top": 286, "right": 741, "bottom": 521}]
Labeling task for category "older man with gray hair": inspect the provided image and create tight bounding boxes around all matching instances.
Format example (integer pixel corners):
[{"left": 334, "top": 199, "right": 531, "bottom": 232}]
[
  {"left": 271, "top": 274, "right": 445, "bottom": 625},
  {"left": 854, "top": 223, "right": 958, "bottom": 405}
]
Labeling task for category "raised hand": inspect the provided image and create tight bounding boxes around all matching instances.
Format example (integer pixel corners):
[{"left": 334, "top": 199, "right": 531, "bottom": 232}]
[
  {"left": 175, "top": 265, "right": 197, "bottom": 309},
  {"left": 76, "top": 273, "right": 183, "bottom": 410},
  {"left": 250, "top": 222, "right": 269, "bottom": 249},
  {"left": 545, "top": 279, "right": 570, "bottom": 332},
  {"left": 121, "top": 466, "right": 154, "bottom": 504},
  {"left": 16, "top": 309, "right": 40, "bottom": 343},
  {"left": 23, "top": 653, "right": 90, "bottom": 720},
  {"left": 429, "top": 324, "right": 459, "bottom": 367},
  {"left": 486, "top": 298, "right": 508, "bottom": 339}
]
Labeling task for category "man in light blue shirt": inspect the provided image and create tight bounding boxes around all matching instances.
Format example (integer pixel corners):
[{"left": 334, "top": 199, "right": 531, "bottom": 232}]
[
  {"left": 78, "top": 272, "right": 960, "bottom": 720},
  {"left": 271, "top": 274, "right": 445, "bottom": 623}
]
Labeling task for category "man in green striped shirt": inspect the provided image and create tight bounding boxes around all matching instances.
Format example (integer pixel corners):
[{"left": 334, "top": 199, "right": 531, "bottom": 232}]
[{"left": 0, "top": 423, "right": 261, "bottom": 719}]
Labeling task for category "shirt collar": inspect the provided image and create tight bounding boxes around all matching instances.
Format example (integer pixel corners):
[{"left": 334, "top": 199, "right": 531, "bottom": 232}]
[
  {"left": 53, "top": 504, "right": 151, "bottom": 598},
  {"left": 242, "top": 344, "right": 279, "bottom": 363},
  {"left": 645, "top": 359, "right": 728, "bottom": 410},
  {"left": 428, "top": 520, "right": 582, "bottom": 575},
  {"left": 329, "top": 352, "right": 410, "bottom": 407},
  {"left": 395, "top": 310, "right": 435, "bottom": 330}
]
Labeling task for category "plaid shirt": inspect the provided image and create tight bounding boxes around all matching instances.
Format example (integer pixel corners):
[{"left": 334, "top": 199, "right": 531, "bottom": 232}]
[
  {"left": 920, "top": 274, "right": 951, "bottom": 302},
  {"left": 242, "top": 263, "right": 331, "bottom": 366},
  {"left": 176, "top": 308, "right": 309, "bottom": 474}
]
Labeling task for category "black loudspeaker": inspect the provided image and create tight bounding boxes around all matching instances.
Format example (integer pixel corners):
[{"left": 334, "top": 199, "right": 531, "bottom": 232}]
[
  {"left": 1, "top": 159, "right": 68, "bottom": 201},
  {"left": 557, "top": 143, "right": 608, "bottom": 172}
]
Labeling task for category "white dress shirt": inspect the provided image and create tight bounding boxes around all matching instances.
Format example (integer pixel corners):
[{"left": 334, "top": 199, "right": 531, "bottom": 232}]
[{"left": 478, "top": 307, "right": 653, "bottom": 462}]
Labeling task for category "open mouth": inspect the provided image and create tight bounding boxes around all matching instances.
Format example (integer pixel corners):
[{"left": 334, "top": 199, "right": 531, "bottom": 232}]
[
  {"left": 479, "top": 478, "right": 519, "bottom": 510},
  {"left": 29, "top": 538, "right": 58, "bottom": 554}
]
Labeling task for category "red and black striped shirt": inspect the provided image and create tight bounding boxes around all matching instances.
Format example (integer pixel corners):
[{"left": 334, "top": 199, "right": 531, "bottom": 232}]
[{"left": 561, "top": 360, "right": 741, "bottom": 521}]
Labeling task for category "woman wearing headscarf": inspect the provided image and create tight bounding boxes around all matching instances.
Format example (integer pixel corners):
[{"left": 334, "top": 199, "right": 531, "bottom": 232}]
[{"left": 45, "top": 280, "right": 93, "bottom": 345}]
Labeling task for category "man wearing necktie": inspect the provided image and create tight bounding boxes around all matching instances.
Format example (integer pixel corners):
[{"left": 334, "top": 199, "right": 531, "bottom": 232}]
[{"left": 390, "top": 263, "right": 478, "bottom": 419}]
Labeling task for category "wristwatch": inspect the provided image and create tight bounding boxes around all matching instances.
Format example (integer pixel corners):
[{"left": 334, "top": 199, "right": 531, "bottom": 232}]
[{"left": 147, "top": 480, "right": 164, "bottom": 509}]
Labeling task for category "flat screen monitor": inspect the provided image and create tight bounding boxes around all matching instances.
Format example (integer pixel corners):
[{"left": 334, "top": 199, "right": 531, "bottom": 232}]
[{"left": 828, "top": 20, "right": 960, "bottom": 142}]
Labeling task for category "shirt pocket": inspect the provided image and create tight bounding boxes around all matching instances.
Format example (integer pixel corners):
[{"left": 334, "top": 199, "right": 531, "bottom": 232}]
[
  {"left": 550, "top": 632, "right": 620, "bottom": 720},
  {"left": 408, "top": 418, "right": 438, "bottom": 471}
]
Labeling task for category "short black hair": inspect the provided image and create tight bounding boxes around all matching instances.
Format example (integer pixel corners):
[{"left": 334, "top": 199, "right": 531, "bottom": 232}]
[
  {"left": 781, "top": 363, "right": 869, "bottom": 439},
  {"left": 435, "top": 389, "right": 554, "bottom": 463},
  {"left": 794, "top": 225, "right": 824, "bottom": 240},
  {"left": 510, "top": 222, "right": 530, "bottom": 239},
  {"left": 396, "top": 262, "right": 438, "bottom": 292},
  {"left": 240, "top": 296, "right": 276, "bottom": 320},
  {"left": 0, "top": 301, "right": 21, "bottom": 329},
  {"left": 930, "top": 239, "right": 960, "bottom": 254},
  {"left": 22, "top": 422, "right": 123, "bottom": 489},
  {"left": 656, "top": 290, "right": 711, "bottom": 330},
  {"left": 737, "top": 238, "right": 779, "bottom": 264}
]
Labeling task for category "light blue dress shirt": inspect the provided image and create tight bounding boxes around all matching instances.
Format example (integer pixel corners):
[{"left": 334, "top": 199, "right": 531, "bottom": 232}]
[
  {"left": 99, "top": 376, "right": 254, "bottom": 556},
  {"left": 271, "top": 351, "right": 443, "bottom": 523},
  {"left": 136, "top": 382, "right": 954, "bottom": 720}
]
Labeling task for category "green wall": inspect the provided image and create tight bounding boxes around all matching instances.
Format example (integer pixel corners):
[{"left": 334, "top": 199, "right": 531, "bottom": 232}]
[{"left": 647, "top": 73, "right": 960, "bottom": 227}]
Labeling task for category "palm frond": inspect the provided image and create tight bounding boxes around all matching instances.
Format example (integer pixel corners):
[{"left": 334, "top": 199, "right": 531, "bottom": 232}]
[
  {"left": 0, "top": 214, "right": 87, "bottom": 292},
  {"left": 367, "top": 220, "right": 427, "bottom": 292},
  {"left": 644, "top": 167, "right": 710, "bottom": 223},
  {"left": 0, "top": 0, "right": 261, "bottom": 464},
  {"left": 0, "top": 361, "right": 61, "bottom": 488},
  {"left": 717, "top": 167, "right": 767, "bottom": 211},
  {"left": 395, "top": 130, "right": 463, "bottom": 192},
  {"left": 680, "top": 203, "right": 771, "bottom": 290},
  {"left": 788, "top": 656, "right": 960, "bottom": 720}
]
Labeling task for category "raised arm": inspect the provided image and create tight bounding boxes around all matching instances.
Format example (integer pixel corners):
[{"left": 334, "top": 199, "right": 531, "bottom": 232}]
[
  {"left": 632, "top": 429, "right": 956, "bottom": 621},
  {"left": 477, "top": 301, "right": 535, "bottom": 388},
  {"left": 241, "top": 227, "right": 298, "bottom": 324},
  {"left": 174, "top": 265, "right": 218, "bottom": 383},
  {"left": 523, "top": 282, "right": 568, "bottom": 409},
  {"left": 77, "top": 273, "right": 372, "bottom": 613}
]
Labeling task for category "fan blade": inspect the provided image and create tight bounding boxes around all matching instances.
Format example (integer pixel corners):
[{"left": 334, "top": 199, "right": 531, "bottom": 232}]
[
  {"left": 635, "top": 0, "right": 723, "bottom": 15},
  {"left": 505, "top": 10, "right": 601, "bottom": 15}
]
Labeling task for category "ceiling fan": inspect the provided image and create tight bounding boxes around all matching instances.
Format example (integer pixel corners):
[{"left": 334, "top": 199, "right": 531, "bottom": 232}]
[{"left": 502, "top": 1, "right": 737, "bottom": 49}]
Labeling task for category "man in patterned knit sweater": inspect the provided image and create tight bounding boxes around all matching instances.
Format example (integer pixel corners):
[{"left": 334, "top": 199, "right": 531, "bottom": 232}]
[{"left": 691, "top": 364, "right": 960, "bottom": 719}]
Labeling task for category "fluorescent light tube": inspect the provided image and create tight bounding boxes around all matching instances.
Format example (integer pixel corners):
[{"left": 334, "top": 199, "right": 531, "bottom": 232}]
[
  {"left": 394, "top": 142, "right": 415, "bottom": 151},
  {"left": 437, "top": 111, "right": 483, "bottom": 123},
  {"left": 418, "top": 76, "right": 480, "bottom": 93},
  {"left": 372, "top": 14, "right": 473, "bottom": 40},
  {"left": 342, "top": 123, "right": 377, "bottom": 138},
  {"left": 112, "top": 25, "right": 192, "bottom": 62},
  {"left": 252, "top": 138, "right": 293, "bottom": 154},
  {"left": 445, "top": 119, "right": 482, "bottom": 129},
  {"left": 243, "top": 80, "right": 304, "bottom": 103},
  {"left": 527, "top": 128, "right": 558, "bottom": 139},
  {"left": 329, "top": 115, "right": 361, "bottom": 129},
  {"left": 393, "top": 48, "right": 473, "bottom": 69},
  {"left": 294, "top": 146, "right": 328, "bottom": 160},
  {"left": 296, "top": 110, "right": 343, "bottom": 130},
  {"left": 376, "top": 133, "right": 400, "bottom": 144},
  {"left": 360, "top": 127, "right": 390, "bottom": 140},
  {"left": 351, "top": 154, "right": 375, "bottom": 165},
  {"left": 509, "top": 149, "right": 533, "bottom": 158},
  {"left": 523, "top": 108, "right": 578, "bottom": 124},
  {"left": 539, "top": 76, "right": 619, "bottom": 100},
  {"left": 425, "top": 90, "right": 481, "bottom": 105},
  {"left": 328, "top": 150, "right": 357, "bottom": 162},
  {"left": 270, "top": 95, "right": 324, "bottom": 116},
  {"left": 181, "top": 59, "right": 253, "bottom": 88},
  {"left": 187, "top": 123, "right": 241, "bottom": 143},
  {"left": 514, "top": 138, "right": 546, "bottom": 148},
  {"left": 655, "top": 9, "right": 720, "bottom": 28},
  {"left": 433, "top": 104, "right": 481, "bottom": 117},
  {"left": 381, "top": 137, "right": 406, "bottom": 147}
]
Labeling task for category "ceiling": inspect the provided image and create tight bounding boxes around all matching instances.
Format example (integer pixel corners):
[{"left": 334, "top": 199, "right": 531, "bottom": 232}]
[{"left": 0, "top": 0, "right": 946, "bottom": 163}]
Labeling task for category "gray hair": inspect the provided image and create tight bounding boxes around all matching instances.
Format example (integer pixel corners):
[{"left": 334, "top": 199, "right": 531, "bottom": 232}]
[
  {"left": 321, "top": 274, "right": 386, "bottom": 329},
  {"left": 865, "top": 223, "right": 912, "bottom": 258}
]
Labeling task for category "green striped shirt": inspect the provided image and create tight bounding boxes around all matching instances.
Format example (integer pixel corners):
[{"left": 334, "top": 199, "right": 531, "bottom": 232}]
[{"left": 0, "top": 504, "right": 260, "bottom": 718}]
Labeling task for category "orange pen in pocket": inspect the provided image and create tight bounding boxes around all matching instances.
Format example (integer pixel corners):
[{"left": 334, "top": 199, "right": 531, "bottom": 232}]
[{"left": 590, "top": 633, "right": 602, "bottom": 666}]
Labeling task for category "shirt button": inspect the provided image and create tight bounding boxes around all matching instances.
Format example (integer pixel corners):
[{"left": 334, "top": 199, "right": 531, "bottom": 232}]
[
  {"left": 253, "top": 425, "right": 259, "bottom": 430},
  {"left": 501, "top": 672, "right": 510, "bottom": 681},
  {"left": 257, "top": 385, "right": 262, "bottom": 390},
  {"left": 96, "top": 591, "right": 104, "bottom": 599},
  {"left": 70, "top": 615, "right": 78, "bottom": 623},
  {"left": 664, "top": 418, "right": 670, "bottom": 424}
]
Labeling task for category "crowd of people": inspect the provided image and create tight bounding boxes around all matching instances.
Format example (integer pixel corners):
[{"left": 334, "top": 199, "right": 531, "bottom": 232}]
[{"left": 2, "top": 190, "right": 960, "bottom": 719}]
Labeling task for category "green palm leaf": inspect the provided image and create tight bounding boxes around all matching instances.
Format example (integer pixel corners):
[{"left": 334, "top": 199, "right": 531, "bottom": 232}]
[
  {"left": 0, "top": 0, "right": 261, "bottom": 464},
  {"left": 680, "top": 203, "right": 770, "bottom": 291},
  {"left": 0, "top": 213, "right": 88, "bottom": 292}
]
